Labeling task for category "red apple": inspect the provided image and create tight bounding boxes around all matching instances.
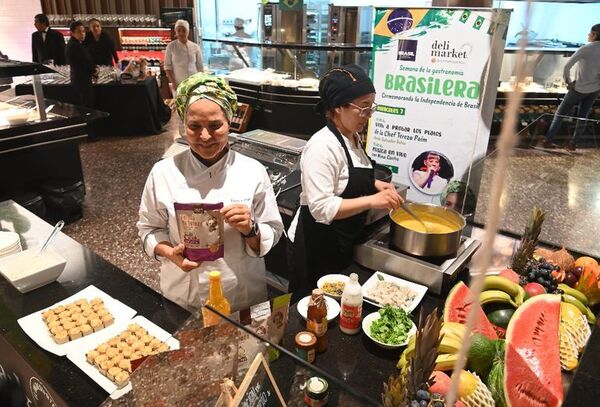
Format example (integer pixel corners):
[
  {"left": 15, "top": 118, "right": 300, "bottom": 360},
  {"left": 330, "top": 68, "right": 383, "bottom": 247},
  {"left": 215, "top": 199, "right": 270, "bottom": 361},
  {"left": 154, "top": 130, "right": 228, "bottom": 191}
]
[{"left": 524, "top": 282, "right": 546, "bottom": 297}]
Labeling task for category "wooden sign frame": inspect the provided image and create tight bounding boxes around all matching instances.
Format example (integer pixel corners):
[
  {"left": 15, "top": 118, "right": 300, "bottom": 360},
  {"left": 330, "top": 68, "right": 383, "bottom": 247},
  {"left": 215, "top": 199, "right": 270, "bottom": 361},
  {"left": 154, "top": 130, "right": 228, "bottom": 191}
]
[{"left": 220, "top": 353, "right": 286, "bottom": 407}]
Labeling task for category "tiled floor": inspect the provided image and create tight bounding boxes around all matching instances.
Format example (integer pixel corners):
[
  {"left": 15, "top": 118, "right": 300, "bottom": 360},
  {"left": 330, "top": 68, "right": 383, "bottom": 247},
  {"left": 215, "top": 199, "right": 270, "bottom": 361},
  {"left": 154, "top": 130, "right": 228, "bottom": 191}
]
[
  {"left": 62, "top": 118, "right": 179, "bottom": 292},
  {"left": 474, "top": 147, "right": 600, "bottom": 258}
]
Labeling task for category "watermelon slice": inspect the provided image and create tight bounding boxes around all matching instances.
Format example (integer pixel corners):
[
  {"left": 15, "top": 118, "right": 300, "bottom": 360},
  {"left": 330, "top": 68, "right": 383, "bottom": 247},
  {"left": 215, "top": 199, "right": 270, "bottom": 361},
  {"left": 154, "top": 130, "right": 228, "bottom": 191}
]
[
  {"left": 504, "top": 294, "right": 563, "bottom": 407},
  {"left": 444, "top": 282, "right": 498, "bottom": 340}
]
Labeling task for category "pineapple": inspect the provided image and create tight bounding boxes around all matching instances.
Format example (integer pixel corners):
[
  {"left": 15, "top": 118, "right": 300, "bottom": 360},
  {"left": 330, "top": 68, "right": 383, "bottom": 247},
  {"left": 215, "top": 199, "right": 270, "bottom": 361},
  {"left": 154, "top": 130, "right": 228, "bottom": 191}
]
[
  {"left": 382, "top": 308, "right": 442, "bottom": 406},
  {"left": 510, "top": 206, "right": 545, "bottom": 275}
]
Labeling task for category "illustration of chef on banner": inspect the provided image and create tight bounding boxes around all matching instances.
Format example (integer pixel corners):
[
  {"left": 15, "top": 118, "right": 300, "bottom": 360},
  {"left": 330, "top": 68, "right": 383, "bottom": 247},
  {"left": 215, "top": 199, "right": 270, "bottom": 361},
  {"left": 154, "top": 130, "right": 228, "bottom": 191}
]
[{"left": 366, "top": 7, "right": 511, "bottom": 206}]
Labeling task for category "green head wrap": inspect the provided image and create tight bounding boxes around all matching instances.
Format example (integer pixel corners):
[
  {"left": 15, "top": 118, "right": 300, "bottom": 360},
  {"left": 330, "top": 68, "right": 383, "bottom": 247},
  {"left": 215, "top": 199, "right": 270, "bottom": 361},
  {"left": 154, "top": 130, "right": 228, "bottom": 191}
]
[
  {"left": 175, "top": 73, "right": 238, "bottom": 122},
  {"left": 440, "top": 180, "right": 477, "bottom": 215}
]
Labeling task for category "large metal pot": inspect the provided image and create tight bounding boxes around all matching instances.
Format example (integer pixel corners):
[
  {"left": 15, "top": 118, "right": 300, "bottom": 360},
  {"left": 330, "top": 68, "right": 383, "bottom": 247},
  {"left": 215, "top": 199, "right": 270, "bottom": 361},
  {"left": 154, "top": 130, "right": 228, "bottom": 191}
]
[
  {"left": 374, "top": 163, "right": 392, "bottom": 183},
  {"left": 389, "top": 203, "right": 466, "bottom": 257}
]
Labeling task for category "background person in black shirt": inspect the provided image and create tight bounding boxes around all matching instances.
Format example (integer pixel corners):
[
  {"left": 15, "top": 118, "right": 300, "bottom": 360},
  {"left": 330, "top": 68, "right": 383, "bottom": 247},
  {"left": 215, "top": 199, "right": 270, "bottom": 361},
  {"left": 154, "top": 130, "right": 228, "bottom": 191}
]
[
  {"left": 31, "top": 13, "right": 66, "bottom": 65},
  {"left": 66, "top": 20, "right": 97, "bottom": 108},
  {"left": 83, "top": 18, "right": 119, "bottom": 66}
]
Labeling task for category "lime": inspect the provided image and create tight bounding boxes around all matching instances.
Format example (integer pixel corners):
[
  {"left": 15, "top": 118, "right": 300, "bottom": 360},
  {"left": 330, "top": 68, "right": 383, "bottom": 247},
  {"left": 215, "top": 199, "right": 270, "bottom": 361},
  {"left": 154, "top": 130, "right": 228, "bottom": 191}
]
[{"left": 467, "top": 334, "right": 497, "bottom": 379}]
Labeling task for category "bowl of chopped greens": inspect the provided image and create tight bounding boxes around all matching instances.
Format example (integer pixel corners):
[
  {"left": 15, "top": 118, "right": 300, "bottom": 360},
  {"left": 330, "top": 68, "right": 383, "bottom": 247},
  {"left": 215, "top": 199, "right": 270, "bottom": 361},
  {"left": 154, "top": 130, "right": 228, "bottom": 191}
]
[{"left": 362, "top": 306, "right": 416, "bottom": 349}]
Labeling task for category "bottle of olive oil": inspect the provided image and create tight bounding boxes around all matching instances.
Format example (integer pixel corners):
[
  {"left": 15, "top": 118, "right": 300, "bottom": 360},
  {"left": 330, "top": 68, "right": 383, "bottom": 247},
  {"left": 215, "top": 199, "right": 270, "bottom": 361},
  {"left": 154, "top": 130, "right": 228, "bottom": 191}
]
[{"left": 202, "top": 271, "right": 231, "bottom": 327}]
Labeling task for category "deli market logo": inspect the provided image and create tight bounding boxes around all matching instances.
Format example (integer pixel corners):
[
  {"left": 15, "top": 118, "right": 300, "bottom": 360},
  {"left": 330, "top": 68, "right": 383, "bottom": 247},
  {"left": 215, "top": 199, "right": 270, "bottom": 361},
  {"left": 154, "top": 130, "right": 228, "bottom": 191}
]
[
  {"left": 430, "top": 40, "right": 471, "bottom": 63},
  {"left": 397, "top": 39, "right": 418, "bottom": 62},
  {"left": 30, "top": 377, "right": 57, "bottom": 407}
]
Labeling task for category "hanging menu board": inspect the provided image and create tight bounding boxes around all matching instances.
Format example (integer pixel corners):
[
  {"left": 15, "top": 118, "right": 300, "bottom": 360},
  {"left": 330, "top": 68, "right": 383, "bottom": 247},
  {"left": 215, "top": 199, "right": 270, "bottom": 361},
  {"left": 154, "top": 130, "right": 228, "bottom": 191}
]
[{"left": 366, "top": 7, "right": 511, "bottom": 203}]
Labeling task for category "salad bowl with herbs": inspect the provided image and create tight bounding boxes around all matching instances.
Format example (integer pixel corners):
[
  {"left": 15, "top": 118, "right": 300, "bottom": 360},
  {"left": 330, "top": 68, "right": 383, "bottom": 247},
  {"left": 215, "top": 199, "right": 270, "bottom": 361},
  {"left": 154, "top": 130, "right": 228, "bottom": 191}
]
[{"left": 362, "top": 305, "right": 416, "bottom": 349}]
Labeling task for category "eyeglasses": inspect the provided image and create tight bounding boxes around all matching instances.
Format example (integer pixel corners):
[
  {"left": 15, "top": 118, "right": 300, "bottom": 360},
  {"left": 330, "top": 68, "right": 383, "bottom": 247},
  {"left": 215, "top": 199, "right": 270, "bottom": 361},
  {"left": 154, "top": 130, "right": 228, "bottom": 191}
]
[{"left": 348, "top": 102, "right": 378, "bottom": 117}]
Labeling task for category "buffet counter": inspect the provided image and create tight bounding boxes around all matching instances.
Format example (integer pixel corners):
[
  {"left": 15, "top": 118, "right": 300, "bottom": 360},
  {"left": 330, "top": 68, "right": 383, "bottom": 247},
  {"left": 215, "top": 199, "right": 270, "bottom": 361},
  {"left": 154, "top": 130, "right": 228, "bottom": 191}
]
[
  {"left": 0, "top": 200, "right": 190, "bottom": 406},
  {"left": 0, "top": 95, "right": 107, "bottom": 206},
  {"left": 2, "top": 200, "right": 600, "bottom": 406},
  {"left": 14, "top": 77, "right": 171, "bottom": 137}
]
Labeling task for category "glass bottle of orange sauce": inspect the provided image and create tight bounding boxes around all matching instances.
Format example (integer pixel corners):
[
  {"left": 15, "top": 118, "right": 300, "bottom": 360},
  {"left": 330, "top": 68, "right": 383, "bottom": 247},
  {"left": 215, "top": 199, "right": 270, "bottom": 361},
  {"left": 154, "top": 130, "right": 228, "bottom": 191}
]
[
  {"left": 306, "top": 289, "right": 328, "bottom": 353},
  {"left": 202, "top": 271, "right": 231, "bottom": 327}
]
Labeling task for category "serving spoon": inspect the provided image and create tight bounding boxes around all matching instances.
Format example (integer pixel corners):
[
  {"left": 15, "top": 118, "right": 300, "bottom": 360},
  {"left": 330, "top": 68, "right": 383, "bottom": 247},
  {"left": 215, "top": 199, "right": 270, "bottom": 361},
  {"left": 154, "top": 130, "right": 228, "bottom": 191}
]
[
  {"left": 400, "top": 202, "right": 429, "bottom": 233},
  {"left": 39, "top": 220, "right": 65, "bottom": 254}
]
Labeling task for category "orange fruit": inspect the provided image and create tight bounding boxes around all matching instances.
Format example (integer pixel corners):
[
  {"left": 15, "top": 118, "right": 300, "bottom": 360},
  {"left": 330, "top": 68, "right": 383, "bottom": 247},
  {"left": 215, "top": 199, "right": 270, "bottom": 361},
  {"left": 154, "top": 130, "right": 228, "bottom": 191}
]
[{"left": 574, "top": 256, "right": 598, "bottom": 271}]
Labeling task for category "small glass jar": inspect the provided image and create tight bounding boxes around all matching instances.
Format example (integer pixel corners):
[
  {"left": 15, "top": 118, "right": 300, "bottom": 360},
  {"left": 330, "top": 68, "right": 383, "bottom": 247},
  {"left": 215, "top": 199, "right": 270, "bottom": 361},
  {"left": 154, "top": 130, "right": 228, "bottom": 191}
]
[
  {"left": 295, "top": 331, "right": 316, "bottom": 363},
  {"left": 304, "top": 377, "right": 328, "bottom": 406}
]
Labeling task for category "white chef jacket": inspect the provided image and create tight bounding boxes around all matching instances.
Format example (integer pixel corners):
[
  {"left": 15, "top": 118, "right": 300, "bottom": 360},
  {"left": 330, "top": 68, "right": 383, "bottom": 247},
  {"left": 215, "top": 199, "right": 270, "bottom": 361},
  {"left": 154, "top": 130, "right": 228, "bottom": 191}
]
[
  {"left": 137, "top": 148, "right": 284, "bottom": 313},
  {"left": 164, "top": 39, "right": 204, "bottom": 86},
  {"left": 288, "top": 125, "right": 372, "bottom": 242}
]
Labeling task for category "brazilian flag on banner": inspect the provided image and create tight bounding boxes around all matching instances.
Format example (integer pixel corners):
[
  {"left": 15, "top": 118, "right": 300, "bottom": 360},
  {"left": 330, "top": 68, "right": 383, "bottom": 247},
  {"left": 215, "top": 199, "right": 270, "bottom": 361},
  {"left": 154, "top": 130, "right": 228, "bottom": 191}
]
[
  {"left": 459, "top": 9, "right": 471, "bottom": 23},
  {"left": 280, "top": 0, "right": 303, "bottom": 11},
  {"left": 473, "top": 16, "right": 484, "bottom": 30}
]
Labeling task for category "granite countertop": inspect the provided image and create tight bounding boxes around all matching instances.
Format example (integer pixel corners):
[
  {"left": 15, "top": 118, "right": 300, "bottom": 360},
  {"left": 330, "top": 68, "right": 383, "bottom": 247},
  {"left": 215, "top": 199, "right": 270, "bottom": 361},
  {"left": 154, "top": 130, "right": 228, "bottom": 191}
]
[{"left": 0, "top": 200, "right": 189, "bottom": 406}]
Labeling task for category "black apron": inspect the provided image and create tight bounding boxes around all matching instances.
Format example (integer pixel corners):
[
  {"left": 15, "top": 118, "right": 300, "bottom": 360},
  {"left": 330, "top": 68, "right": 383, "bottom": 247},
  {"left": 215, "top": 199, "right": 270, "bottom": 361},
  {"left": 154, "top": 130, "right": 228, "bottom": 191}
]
[{"left": 290, "top": 122, "right": 377, "bottom": 301}]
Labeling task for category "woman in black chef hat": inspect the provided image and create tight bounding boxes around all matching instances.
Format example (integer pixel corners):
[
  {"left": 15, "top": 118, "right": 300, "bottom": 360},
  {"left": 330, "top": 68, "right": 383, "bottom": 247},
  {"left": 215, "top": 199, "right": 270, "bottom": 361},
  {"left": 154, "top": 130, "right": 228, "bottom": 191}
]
[{"left": 288, "top": 64, "right": 403, "bottom": 300}]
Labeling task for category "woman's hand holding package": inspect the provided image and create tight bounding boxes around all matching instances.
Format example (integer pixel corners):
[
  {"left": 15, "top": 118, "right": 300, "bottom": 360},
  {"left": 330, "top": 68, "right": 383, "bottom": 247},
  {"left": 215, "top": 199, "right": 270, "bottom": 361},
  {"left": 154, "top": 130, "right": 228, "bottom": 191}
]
[
  {"left": 370, "top": 188, "right": 403, "bottom": 210},
  {"left": 155, "top": 242, "right": 200, "bottom": 272},
  {"left": 221, "top": 204, "right": 253, "bottom": 236}
]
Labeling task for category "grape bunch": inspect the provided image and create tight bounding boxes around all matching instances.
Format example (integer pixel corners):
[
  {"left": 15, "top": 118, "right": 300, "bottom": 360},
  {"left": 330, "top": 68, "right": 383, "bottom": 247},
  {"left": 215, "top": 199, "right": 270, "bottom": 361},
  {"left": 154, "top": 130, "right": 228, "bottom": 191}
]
[
  {"left": 520, "top": 258, "right": 561, "bottom": 293},
  {"left": 409, "top": 390, "right": 445, "bottom": 407}
]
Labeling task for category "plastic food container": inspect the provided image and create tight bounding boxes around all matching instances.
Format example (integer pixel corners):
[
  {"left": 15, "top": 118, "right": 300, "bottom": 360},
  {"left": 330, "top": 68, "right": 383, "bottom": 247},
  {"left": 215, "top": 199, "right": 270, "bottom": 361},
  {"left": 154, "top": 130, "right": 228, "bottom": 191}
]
[{"left": 0, "top": 248, "right": 66, "bottom": 293}]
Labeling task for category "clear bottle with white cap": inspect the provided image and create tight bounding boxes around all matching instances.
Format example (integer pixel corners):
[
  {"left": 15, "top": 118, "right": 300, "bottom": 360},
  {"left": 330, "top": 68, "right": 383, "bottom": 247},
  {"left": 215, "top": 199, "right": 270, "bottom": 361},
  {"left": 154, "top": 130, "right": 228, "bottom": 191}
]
[{"left": 339, "top": 273, "right": 362, "bottom": 335}]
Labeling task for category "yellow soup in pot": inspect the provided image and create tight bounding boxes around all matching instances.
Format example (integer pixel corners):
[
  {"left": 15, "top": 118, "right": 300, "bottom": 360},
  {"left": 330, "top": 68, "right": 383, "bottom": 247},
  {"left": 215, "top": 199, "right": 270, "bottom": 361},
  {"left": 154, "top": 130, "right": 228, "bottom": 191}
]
[{"left": 390, "top": 211, "right": 461, "bottom": 234}]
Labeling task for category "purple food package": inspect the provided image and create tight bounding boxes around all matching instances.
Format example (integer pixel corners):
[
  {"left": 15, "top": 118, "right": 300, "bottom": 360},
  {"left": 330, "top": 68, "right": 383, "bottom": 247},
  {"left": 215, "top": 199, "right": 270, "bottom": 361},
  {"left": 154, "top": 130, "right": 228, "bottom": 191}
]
[{"left": 174, "top": 202, "right": 225, "bottom": 261}]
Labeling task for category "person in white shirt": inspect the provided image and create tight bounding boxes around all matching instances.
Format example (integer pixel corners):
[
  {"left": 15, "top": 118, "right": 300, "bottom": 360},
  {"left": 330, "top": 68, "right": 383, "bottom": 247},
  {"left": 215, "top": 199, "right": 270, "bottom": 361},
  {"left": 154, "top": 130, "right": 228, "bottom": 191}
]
[
  {"left": 288, "top": 65, "right": 403, "bottom": 300},
  {"left": 137, "top": 73, "right": 283, "bottom": 312},
  {"left": 544, "top": 24, "right": 600, "bottom": 151},
  {"left": 164, "top": 19, "right": 203, "bottom": 95}
]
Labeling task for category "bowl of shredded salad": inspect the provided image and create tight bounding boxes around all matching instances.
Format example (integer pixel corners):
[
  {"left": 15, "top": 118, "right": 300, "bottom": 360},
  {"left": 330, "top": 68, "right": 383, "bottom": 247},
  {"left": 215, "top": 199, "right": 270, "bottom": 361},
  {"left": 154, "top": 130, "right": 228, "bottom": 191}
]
[{"left": 362, "top": 306, "right": 415, "bottom": 349}]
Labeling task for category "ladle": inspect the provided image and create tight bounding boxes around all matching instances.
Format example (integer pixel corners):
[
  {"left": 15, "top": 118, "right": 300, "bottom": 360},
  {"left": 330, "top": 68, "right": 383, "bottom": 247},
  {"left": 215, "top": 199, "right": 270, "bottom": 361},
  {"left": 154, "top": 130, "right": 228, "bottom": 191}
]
[
  {"left": 39, "top": 220, "right": 65, "bottom": 254},
  {"left": 400, "top": 202, "right": 429, "bottom": 232}
]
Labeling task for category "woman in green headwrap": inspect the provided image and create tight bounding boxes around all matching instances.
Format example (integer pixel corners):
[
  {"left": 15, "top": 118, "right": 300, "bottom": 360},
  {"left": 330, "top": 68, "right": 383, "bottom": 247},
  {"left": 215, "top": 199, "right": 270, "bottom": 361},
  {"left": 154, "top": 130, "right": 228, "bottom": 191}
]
[
  {"left": 440, "top": 180, "right": 477, "bottom": 216},
  {"left": 137, "top": 73, "right": 284, "bottom": 312}
]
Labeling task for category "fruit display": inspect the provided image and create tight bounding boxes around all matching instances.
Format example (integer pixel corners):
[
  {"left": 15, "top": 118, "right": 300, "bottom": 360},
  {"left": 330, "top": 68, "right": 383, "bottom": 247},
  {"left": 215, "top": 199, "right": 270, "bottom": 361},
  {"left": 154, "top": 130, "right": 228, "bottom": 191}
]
[
  {"left": 384, "top": 208, "right": 599, "bottom": 407},
  {"left": 504, "top": 294, "right": 563, "bottom": 407}
]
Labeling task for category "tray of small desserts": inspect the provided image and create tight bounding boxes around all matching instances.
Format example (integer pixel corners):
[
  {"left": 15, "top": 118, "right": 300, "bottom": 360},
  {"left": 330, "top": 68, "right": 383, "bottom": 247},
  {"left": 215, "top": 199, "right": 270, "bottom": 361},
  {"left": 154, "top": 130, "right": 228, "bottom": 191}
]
[
  {"left": 67, "top": 315, "right": 179, "bottom": 399},
  {"left": 17, "top": 285, "right": 180, "bottom": 399},
  {"left": 18, "top": 285, "right": 137, "bottom": 356}
]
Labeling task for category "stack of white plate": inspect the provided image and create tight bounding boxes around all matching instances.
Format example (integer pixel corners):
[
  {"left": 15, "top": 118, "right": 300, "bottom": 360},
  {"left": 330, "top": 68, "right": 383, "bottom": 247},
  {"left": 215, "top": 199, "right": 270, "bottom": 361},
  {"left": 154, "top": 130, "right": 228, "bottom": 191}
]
[{"left": 0, "top": 231, "right": 22, "bottom": 258}]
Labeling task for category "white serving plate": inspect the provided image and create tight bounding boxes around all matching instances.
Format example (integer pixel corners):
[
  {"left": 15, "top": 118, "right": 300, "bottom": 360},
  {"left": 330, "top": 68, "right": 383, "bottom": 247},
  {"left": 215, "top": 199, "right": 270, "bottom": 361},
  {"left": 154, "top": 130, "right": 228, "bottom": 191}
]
[
  {"left": 317, "top": 274, "right": 351, "bottom": 300},
  {"left": 17, "top": 285, "right": 136, "bottom": 356},
  {"left": 296, "top": 295, "right": 341, "bottom": 322},
  {"left": 66, "top": 315, "right": 179, "bottom": 399},
  {"left": 362, "top": 311, "right": 416, "bottom": 350},
  {"left": 361, "top": 272, "right": 428, "bottom": 312}
]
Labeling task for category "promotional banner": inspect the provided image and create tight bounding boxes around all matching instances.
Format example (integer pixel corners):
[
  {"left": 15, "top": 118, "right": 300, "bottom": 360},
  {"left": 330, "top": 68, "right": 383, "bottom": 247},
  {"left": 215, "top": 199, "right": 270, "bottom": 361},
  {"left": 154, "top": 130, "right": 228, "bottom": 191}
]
[{"left": 366, "top": 8, "right": 511, "bottom": 205}]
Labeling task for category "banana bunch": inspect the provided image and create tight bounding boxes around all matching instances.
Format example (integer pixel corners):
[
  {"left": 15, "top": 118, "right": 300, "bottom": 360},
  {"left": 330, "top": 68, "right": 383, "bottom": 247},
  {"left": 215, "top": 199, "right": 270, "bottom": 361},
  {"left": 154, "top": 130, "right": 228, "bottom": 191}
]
[
  {"left": 398, "top": 322, "right": 467, "bottom": 374},
  {"left": 559, "top": 284, "right": 596, "bottom": 325},
  {"left": 480, "top": 276, "right": 526, "bottom": 308}
]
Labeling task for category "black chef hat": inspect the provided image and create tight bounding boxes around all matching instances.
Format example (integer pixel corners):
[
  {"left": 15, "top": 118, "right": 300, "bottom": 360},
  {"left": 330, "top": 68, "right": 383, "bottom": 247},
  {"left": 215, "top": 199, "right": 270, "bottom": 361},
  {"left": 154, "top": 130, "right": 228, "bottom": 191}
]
[{"left": 316, "top": 64, "right": 375, "bottom": 114}]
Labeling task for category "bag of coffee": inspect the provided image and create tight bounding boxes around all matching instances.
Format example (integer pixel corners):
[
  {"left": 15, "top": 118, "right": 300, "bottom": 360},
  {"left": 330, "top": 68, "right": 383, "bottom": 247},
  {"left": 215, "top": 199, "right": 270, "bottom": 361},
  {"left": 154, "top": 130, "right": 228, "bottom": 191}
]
[{"left": 174, "top": 202, "right": 224, "bottom": 261}]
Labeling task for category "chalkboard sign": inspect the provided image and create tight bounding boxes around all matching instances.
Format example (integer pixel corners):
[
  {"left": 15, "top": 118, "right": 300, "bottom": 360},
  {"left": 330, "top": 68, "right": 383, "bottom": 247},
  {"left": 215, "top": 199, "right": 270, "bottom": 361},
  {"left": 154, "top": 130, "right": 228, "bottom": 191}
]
[{"left": 231, "top": 353, "right": 286, "bottom": 407}]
